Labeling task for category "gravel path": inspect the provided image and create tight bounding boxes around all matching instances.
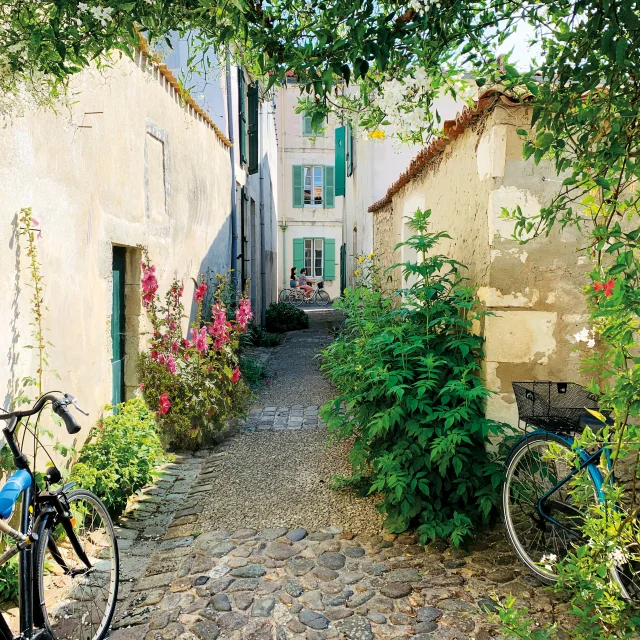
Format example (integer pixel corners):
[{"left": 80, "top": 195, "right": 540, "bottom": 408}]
[{"left": 199, "top": 309, "right": 385, "bottom": 535}]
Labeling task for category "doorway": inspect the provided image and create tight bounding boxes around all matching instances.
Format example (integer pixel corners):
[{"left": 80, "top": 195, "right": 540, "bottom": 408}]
[{"left": 111, "top": 247, "right": 126, "bottom": 407}]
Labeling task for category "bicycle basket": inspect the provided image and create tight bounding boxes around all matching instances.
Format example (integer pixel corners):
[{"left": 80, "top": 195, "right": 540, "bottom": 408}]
[{"left": 512, "top": 381, "right": 603, "bottom": 433}]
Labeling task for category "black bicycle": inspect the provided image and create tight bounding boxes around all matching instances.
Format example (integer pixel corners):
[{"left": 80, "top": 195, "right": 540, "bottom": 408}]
[{"left": 0, "top": 392, "right": 119, "bottom": 640}]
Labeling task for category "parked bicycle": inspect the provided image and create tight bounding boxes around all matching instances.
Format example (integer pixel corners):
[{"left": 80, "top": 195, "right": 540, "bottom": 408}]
[
  {"left": 0, "top": 392, "right": 119, "bottom": 640},
  {"left": 503, "top": 380, "right": 639, "bottom": 599},
  {"left": 278, "top": 281, "right": 330, "bottom": 306}
]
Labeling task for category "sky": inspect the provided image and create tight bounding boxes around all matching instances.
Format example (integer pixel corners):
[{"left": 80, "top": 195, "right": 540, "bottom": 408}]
[{"left": 499, "top": 21, "right": 543, "bottom": 69}]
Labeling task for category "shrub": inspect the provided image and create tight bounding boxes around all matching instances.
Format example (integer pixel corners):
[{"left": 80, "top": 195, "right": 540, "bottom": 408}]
[
  {"left": 243, "top": 326, "right": 283, "bottom": 348},
  {"left": 266, "top": 302, "right": 309, "bottom": 333},
  {"left": 320, "top": 209, "right": 505, "bottom": 546},
  {"left": 0, "top": 558, "right": 19, "bottom": 602},
  {"left": 239, "top": 357, "right": 267, "bottom": 387},
  {"left": 69, "top": 398, "right": 163, "bottom": 518},
  {"left": 137, "top": 257, "right": 252, "bottom": 449}
]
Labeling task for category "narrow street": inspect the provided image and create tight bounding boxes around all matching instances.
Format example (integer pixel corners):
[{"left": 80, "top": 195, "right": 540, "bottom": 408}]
[{"left": 110, "top": 311, "right": 561, "bottom": 640}]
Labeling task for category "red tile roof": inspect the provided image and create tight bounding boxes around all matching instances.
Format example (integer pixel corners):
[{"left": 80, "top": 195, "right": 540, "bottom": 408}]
[{"left": 368, "top": 89, "right": 531, "bottom": 213}]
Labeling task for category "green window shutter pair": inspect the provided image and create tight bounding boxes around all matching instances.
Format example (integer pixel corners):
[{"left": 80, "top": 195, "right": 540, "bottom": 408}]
[
  {"left": 238, "top": 70, "right": 247, "bottom": 165},
  {"left": 291, "top": 166, "right": 335, "bottom": 208},
  {"left": 324, "top": 238, "right": 336, "bottom": 280},
  {"left": 248, "top": 83, "right": 259, "bottom": 175},
  {"left": 293, "top": 238, "right": 305, "bottom": 272},
  {"left": 335, "top": 127, "right": 346, "bottom": 197}
]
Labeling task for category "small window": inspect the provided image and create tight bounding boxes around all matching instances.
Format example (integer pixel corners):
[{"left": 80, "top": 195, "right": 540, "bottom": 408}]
[
  {"left": 304, "top": 239, "right": 324, "bottom": 277},
  {"left": 303, "top": 166, "right": 324, "bottom": 206},
  {"left": 302, "top": 115, "right": 324, "bottom": 137}
]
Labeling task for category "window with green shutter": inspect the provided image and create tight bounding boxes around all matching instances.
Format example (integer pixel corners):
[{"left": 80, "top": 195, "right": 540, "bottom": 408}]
[
  {"left": 293, "top": 238, "right": 305, "bottom": 272},
  {"left": 238, "top": 69, "right": 247, "bottom": 165},
  {"left": 293, "top": 238, "right": 336, "bottom": 280},
  {"left": 292, "top": 165, "right": 304, "bottom": 208},
  {"left": 248, "top": 82, "right": 259, "bottom": 175},
  {"left": 302, "top": 115, "right": 324, "bottom": 137},
  {"left": 335, "top": 126, "right": 346, "bottom": 196},
  {"left": 324, "top": 166, "right": 335, "bottom": 208}
]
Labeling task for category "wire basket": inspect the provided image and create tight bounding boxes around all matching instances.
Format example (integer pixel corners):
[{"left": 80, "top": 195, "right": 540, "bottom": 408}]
[{"left": 512, "top": 381, "right": 603, "bottom": 433}]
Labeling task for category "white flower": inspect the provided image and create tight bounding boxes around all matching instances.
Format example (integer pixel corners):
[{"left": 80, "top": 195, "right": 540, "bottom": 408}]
[
  {"left": 78, "top": 2, "right": 89, "bottom": 10},
  {"left": 540, "top": 553, "right": 557, "bottom": 572},
  {"left": 574, "top": 326, "right": 596, "bottom": 348},
  {"left": 609, "top": 547, "right": 627, "bottom": 567}
]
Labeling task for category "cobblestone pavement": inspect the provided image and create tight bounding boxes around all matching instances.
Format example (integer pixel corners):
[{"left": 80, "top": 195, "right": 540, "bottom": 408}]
[{"left": 110, "top": 311, "right": 562, "bottom": 639}]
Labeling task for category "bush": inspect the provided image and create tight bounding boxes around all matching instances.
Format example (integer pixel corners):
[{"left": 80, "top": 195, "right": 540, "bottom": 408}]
[
  {"left": 239, "top": 357, "right": 267, "bottom": 387},
  {"left": 0, "top": 558, "right": 19, "bottom": 602},
  {"left": 320, "top": 209, "right": 505, "bottom": 546},
  {"left": 137, "top": 258, "right": 252, "bottom": 449},
  {"left": 69, "top": 398, "right": 164, "bottom": 517},
  {"left": 243, "top": 326, "right": 283, "bottom": 348},
  {"left": 265, "top": 302, "right": 309, "bottom": 333}
]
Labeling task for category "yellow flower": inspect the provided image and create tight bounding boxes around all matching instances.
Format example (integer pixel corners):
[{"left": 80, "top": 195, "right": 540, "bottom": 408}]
[
  {"left": 369, "top": 130, "right": 385, "bottom": 139},
  {"left": 368, "top": 253, "right": 374, "bottom": 259},
  {"left": 358, "top": 256, "right": 365, "bottom": 263},
  {"left": 353, "top": 269, "right": 360, "bottom": 276},
  {"left": 355, "top": 366, "right": 362, "bottom": 371}
]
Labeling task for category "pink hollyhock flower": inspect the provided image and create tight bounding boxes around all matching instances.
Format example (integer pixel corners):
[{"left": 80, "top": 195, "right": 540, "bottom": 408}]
[
  {"left": 141, "top": 264, "right": 158, "bottom": 309},
  {"left": 166, "top": 355, "right": 177, "bottom": 375},
  {"left": 157, "top": 353, "right": 166, "bottom": 365},
  {"left": 194, "top": 283, "right": 207, "bottom": 303},
  {"left": 159, "top": 393, "right": 171, "bottom": 415},
  {"left": 139, "top": 384, "right": 145, "bottom": 391},
  {"left": 231, "top": 366, "right": 241, "bottom": 383},
  {"left": 185, "top": 353, "right": 190, "bottom": 361},
  {"left": 236, "top": 298, "right": 253, "bottom": 330},
  {"left": 171, "top": 341, "right": 179, "bottom": 353},
  {"left": 191, "top": 326, "right": 208, "bottom": 352},
  {"left": 604, "top": 279, "right": 615, "bottom": 297},
  {"left": 151, "top": 350, "right": 159, "bottom": 361}
]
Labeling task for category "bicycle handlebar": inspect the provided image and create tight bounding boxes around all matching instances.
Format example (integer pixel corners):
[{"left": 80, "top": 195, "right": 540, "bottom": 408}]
[{"left": 0, "top": 393, "right": 87, "bottom": 435}]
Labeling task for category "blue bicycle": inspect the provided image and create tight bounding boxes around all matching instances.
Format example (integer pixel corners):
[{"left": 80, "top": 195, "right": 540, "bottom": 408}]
[
  {"left": 503, "top": 381, "right": 637, "bottom": 599},
  {"left": 0, "top": 392, "right": 119, "bottom": 640}
]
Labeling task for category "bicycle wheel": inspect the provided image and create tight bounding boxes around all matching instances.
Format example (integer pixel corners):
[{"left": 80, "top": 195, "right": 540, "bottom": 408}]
[
  {"left": 278, "top": 289, "right": 290, "bottom": 303},
  {"left": 503, "top": 432, "right": 598, "bottom": 584},
  {"left": 289, "top": 290, "right": 304, "bottom": 307},
  {"left": 35, "top": 489, "right": 119, "bottom": 640},
  {"left": 316, "top": 290, "right": 330, "bottom": 306}
]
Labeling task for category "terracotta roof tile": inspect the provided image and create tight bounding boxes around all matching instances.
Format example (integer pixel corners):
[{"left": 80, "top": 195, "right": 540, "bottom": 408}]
[{"left": 368, "top": 89, "right": 530, "bottom": 213}]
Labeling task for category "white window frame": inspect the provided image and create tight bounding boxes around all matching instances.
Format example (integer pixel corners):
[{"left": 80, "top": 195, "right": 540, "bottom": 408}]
[
  {"left": 303, "top": 166, "right": 324, "bottom": 207},
  {"left": 304, "top": 238, "right": 324, "bottom": 278}
]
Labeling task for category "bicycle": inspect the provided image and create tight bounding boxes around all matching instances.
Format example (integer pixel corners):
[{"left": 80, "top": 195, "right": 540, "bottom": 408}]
[
  {"left": 0, "top": 392, "right": 119, "bottom": 640},
  {"left": 502, "top": 380, "right": 639, "bottom": 599},
  {"left": 278, "top": 282, "right": 330, "bottom": 307}
]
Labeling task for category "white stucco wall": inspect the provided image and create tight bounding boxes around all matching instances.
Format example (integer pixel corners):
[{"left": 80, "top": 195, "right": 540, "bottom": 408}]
[{"left": 0, "top": 52, "right": 231, "bottom": 451}]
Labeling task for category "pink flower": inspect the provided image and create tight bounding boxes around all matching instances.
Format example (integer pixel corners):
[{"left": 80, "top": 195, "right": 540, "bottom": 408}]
[
  {"left": 151, "top": 350, "right": 159, "bottom": 361},
  {"left": 231, "top": 366, "right": 241, "bottom": 383},
  {"left": 191, "top": 326, "right": 208, "bottom": 352},
  {"left": 171, "top": 341, "right": 179, "bottom": 353},
  {"left": 157, "top": 353, "right": 166, "bottom": 365},
  {"left": 141, "top": 263, "right": 158, "bottom": 309},
  {"left": 159, "top": 393, "right": 171, "bottom": 415},
  {"left": 236, "top": 298, "right": 253, "bottom": 330},
  {"left": 166, "top": 355, "right": 177, "bottom": 375},
  {"left": 139, "top": 383, "right": 145, "bottom": 391},
  {"left": 194, "top": 283, "right": 207, "bottom": 303}
]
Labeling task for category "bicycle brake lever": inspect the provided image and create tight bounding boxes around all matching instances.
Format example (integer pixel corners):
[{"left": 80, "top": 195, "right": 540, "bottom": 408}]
[{"left": 65, "top": 394, "right": 89, "bottom": 416}]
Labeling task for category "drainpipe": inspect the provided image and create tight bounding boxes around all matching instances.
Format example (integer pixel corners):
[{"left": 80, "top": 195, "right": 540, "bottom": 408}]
[
  {"left": 259, "top": 95, "right": 267, "bottom": 327},
  {"left": 226, "top": 53, "right": 238, "bottom": 297},
  {"left": 279, "top": 87, "right": 287, "bottom": 290}
]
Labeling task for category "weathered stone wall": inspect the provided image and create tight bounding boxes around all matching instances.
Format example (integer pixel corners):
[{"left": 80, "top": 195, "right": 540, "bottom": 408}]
[
  {"left": 372, "top": 203, "right": 402, "bottom": 290},
  {"left": 371, "top": 105, "right": 590, "bottom": 427},
  {"left": 0, "top": 52, "right": 232, "bottom": 452}
]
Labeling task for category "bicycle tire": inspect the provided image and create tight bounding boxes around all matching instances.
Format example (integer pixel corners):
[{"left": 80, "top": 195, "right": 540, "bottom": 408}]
[
  {"left": 278, "top": 289, "right": 290, "bottom": 303},
  {"left": 35, "top": 489, "right": 119, "bottom": 640},
  {"left": 315, "top": 290, "right": 330, "bottom": 306},
  {"left": 290, "top": 290, "right": 304, "bottom": 307},
  {"left": 503, "top": 432, "right": 598, "bottom": 584}
]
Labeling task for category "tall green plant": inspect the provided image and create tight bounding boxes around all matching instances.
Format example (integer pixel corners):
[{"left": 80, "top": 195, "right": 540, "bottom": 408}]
[{"left": 320, "top": 209, "right": 504, "bottom": 546}]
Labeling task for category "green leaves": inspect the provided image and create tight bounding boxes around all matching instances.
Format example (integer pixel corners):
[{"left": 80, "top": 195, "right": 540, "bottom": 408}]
[{"left": 319, "top": 209, "right": 505, "bottom": 546}]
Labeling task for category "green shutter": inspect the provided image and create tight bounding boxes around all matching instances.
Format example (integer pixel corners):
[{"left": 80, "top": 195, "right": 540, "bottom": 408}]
[
  {"left": 346, "top": 123, "right": 353, "bottom": 177},
  {"left": 335, "top": 126, "right": 346, "bottom": 197},
  {"left": 324, "top": 166, "right": 335, "bottom": 208},
  {"left": 324, "top": 238, "right": 336, "bottom": 281},
  {"left": 292, "top": 165, "right": 303, "bottom": 208},
  {"left": 302, "top": 116, "right": 313, "bottom": 136},
  {"left": 248, "top": 83, "right": 259, "bottom": 175},
  {"left": 293, "top": 238, "right": 305, "bottom": 272},
  {"left": 111, "top": 247, "right": 126, "bottom": 408},
  {"left": 238, "top": 70, "right": 247, "bottom": 165}
]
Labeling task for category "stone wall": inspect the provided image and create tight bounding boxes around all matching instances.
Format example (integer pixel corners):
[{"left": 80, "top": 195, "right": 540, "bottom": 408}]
[
  {"left": 0, "top": 51, "right": 232, "bottom": 452},
  {"left": 371, "top": 105, "right": 590, "bottom": 426}
]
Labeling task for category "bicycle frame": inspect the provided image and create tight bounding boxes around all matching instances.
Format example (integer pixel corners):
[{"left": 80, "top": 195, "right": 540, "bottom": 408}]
[{"left": 510, "top": 430, "right": 613, "bottom": 538}]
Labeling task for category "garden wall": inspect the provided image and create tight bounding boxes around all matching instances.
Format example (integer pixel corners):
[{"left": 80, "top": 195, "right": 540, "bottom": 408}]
[
  {"left": 371, "top": 98, "right": 591, "bottom": 426},
  {"left": 0, "top": 51, "right": 232, "bottom": 451}
]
